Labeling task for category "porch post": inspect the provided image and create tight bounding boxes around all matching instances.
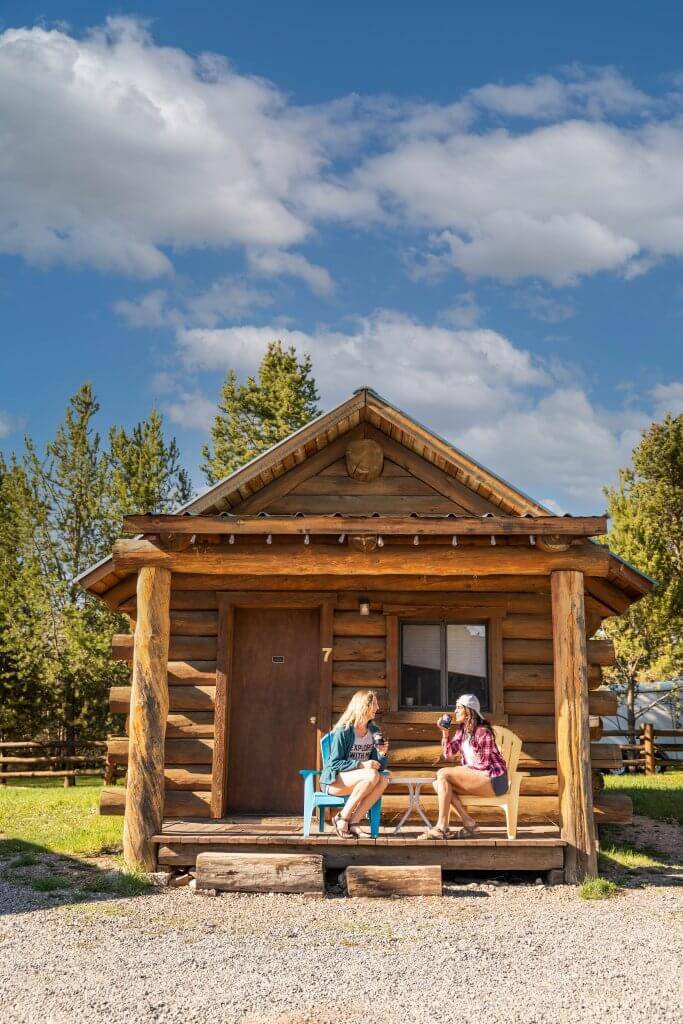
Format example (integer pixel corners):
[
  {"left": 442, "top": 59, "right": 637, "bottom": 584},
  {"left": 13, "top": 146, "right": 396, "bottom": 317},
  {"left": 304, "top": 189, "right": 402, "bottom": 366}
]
[
  {"left": 123, "top": 566, "right": 171, "bottom": 871},
  {"left": 551, "top": 570, "right": 598, "bottom": 883}
]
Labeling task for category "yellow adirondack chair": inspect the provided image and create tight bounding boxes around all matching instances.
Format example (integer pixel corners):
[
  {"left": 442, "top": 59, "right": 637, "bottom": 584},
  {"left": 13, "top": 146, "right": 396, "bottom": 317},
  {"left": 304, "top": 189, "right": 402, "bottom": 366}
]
[{"left": 457, "top": 726, "right": 525, "bottom": 839}]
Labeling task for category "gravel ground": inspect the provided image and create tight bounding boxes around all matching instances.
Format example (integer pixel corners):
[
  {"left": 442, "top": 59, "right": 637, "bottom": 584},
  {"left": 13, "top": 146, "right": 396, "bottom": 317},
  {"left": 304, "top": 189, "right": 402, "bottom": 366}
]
[{"left": 1, "top": 859, "right": 681, "bottom": 1024}]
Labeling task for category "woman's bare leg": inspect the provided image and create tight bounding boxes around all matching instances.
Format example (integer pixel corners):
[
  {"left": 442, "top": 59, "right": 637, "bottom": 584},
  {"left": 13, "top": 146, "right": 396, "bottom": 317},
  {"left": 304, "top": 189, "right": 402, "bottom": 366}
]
[
  {"left": 348, "top": 774, "right": 389, "bottom": 824},
  {"left": 434, "top": 771, "right": 454, "bottom": 831},
  {"left": 438, "top": 767, "right": 495, "bottom": 830},
  {"left": 327, "top": 769, "right": 379, "bottom": 822}
]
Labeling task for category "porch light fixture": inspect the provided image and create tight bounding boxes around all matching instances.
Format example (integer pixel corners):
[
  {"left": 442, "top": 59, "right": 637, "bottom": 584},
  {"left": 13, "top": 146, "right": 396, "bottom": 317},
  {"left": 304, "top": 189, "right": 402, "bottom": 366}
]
[{"left": 359, "top": 598, "right": 371, "bottom": 616}]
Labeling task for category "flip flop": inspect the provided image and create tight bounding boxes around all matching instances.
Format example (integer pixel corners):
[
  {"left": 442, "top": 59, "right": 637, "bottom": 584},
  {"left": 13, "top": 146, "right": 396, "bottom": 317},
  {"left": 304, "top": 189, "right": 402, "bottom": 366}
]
[{"left": 417, "top": 826, "right": 450, "bottom": 841}]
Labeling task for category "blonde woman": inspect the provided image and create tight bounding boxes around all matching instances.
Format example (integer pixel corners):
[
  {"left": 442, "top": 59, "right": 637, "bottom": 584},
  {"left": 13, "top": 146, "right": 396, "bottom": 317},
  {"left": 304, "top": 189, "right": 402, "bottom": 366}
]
[{"left": 320, "top": 689, "right": 390, "bottom": 838}]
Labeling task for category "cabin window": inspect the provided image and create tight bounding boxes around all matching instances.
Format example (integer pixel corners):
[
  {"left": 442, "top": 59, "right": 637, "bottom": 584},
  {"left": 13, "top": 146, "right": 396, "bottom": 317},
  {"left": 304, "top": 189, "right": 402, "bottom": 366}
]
[{"left": 399, "top": 621, "right": 488, "bottom": 710}]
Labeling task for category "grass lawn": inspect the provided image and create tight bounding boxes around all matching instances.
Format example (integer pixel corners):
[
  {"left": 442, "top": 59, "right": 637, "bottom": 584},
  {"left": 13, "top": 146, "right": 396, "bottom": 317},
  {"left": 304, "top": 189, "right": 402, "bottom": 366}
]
[
  {"left": 603, "top": 770, "right": 683, "bottom": 825},
  {"left": 0, "top": 778, "right": 123, "bottom": 858}
]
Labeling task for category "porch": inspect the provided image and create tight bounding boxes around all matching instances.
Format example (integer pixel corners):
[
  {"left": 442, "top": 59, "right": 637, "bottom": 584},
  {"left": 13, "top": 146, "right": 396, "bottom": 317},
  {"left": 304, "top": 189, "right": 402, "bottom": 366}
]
[{"left": 153, "top": 816, "right": 566, "bottom": 873}]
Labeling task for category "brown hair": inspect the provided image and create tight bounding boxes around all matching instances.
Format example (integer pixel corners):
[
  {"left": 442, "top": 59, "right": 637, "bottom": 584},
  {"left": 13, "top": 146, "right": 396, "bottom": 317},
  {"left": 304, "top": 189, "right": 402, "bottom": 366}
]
[{"left": 460, "top": 705, "right": 494, "bottom": 740}]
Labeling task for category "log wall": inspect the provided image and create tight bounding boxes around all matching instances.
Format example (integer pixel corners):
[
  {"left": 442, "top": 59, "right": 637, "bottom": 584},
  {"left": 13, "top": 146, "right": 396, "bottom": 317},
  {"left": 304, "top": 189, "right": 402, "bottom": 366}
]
[{"left": 106, "top": 578, "right": 626, "bottom": 826}]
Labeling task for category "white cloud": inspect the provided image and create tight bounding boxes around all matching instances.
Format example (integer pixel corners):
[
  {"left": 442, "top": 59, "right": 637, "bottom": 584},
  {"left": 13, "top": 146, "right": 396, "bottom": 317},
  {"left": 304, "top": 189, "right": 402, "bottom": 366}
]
[
  {"left": 439, "top": 292, "right": 482, "bottom": 328},
  {"left": 163, "top": 387, "right": 217, "bottom": 431},
  {"left": 0, "top": 410, "right": 20, "bottom": 438},
  {"left": 515, "top": 284, "right": 576, "bottom": 323},
  {"left": 114, "top": 289, "right": 179, "bottom": 328},
  {"left": 469, "top": 68, "right": 649, "bottom": 121},
  {"left": 650, "top": 381, "right": 683, "bottom": 419},
  {"left": 168, "top": 310, "right": 673, "bottom": 509},
  {"left": 247, "top": 249, "right": 334, "bottom": 297},
  {"left": 0, "top": 19, "right": 324, "bottom": 275},
  {"left": 186, "top": 277, "right": 274, "bottom": 327}
]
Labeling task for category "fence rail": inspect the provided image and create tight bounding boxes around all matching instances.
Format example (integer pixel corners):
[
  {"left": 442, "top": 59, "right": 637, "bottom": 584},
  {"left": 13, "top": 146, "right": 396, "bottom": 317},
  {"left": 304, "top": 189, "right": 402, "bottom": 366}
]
[
  {"left": 0, "top": 739, "right": 118, "bottom": 786},
  {"left": 602, "top": 723, "right": 683, "bottom": 774}
]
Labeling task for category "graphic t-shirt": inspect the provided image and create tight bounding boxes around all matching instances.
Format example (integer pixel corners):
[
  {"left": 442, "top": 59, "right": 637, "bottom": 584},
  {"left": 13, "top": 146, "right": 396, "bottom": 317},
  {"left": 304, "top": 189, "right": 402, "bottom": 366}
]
[{"left": 349, "top": 728, "right": 374, "bottom": 763}]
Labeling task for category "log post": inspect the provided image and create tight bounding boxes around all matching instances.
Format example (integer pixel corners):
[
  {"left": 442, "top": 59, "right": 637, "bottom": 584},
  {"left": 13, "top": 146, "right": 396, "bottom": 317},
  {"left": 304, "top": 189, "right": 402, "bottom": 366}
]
[
  {"left": 123, "top": 566, "right": 171, "bottom": 871},
  {"left": 642, "top": 722, "right": 655, "bottom": 775},
  {"left": 551, "top": 570, "right": 598, "bottom": 883}
]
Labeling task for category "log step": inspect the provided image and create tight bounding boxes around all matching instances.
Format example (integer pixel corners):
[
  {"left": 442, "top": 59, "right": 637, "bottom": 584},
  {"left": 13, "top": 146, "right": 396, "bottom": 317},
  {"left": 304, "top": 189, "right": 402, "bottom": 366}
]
[
  {"left": 343, "top": 865, "right": 442, "bottom": 897},
  {"left": 195, "top": 852, "right": 324, "bottom": 895}
]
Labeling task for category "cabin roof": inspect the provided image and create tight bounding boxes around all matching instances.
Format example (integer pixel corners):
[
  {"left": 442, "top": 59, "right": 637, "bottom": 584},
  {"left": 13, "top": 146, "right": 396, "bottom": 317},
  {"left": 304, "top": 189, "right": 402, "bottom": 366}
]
[{"left": 74, "top": 387, "right": 654, "bottom": 606}]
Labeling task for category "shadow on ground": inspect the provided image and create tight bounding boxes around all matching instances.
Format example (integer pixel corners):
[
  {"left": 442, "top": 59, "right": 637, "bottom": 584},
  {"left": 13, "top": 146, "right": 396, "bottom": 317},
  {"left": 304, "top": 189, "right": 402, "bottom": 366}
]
[{"left": 0, "top": 837, "right": 158, "bottom": 916}]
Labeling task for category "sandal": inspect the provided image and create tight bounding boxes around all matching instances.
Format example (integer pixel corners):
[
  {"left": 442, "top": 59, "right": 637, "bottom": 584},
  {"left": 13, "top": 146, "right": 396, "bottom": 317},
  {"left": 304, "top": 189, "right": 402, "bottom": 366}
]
[
  {"left": 332, "top": 813, "right": 352, "bottom": 839},
  {"left": 348, "top": 823, "right": 369, "bottom": 838},
  {"left": 417, "top": 826, "right": 450, "bottom": 841},
  {"left": 460, "top": 822, "right": 480, "bottom": 836}
]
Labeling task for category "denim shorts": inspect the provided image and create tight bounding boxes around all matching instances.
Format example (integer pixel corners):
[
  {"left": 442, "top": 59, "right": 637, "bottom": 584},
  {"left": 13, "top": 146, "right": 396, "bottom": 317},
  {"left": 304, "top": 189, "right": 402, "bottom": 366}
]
[{"left": 491, "top": 772, "right": 509, "bottom": 796}]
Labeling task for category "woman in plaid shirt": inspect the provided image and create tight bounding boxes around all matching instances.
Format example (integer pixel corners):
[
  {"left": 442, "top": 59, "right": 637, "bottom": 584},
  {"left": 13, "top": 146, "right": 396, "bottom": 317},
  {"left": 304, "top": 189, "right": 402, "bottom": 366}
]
[{"left": 419, "top": 693, "right": 508, "bottom": 840}]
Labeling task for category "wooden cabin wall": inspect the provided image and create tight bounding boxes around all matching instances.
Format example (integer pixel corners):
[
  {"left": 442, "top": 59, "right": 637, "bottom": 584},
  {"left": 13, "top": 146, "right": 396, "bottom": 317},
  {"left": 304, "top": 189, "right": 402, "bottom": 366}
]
[{"left": 105, "top": 577, "right": 625, "bottom": 826}]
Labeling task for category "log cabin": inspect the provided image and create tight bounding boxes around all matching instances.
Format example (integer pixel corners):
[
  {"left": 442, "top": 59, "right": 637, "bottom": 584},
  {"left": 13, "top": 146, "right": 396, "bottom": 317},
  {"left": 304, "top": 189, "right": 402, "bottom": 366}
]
[{"left": 76, "top": 387, "right": 653, "bottom": 883}]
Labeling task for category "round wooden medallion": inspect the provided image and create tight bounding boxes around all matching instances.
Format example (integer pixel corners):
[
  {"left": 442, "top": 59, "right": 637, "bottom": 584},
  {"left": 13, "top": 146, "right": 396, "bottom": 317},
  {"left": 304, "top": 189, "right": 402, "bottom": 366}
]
[{"left": 345, "top": 439, "right": 384, "bottom": 481}]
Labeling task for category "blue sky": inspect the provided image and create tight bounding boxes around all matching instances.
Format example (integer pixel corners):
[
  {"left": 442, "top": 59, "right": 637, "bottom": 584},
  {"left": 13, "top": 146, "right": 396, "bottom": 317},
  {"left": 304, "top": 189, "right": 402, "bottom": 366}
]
[{"left": 1, "top": 2, "right": 681, "bottom": 513}]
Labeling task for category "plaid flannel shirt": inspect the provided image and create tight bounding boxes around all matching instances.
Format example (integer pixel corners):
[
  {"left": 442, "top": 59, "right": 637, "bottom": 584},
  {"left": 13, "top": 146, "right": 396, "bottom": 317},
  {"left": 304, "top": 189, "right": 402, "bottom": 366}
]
[{"left": 443, "top": 725, "right": 507, "bottom": 779}]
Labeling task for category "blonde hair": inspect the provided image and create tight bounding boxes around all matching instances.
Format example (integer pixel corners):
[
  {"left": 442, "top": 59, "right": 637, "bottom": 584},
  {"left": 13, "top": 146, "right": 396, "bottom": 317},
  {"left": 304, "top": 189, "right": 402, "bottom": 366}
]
[{"left": 334, "top": 689, "right": 377, "bottom": 731}]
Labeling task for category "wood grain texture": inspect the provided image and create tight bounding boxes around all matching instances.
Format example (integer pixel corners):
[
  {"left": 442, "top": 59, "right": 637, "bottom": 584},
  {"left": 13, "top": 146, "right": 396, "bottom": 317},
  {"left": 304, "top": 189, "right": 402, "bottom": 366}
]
[
  {"left": 344, "top": 865, "right": 442, "bottom": 897},
  {"left": 551, "top": 570, "right": 598, "bottom": 882},
  {"left": 112, "top": 538, "right": 612, "bottom": 578},
  {"left": 503, "top": 664, "right": 602, "bottom": 690},
  {"left": 110, "top": 685, "right": 215, "bottom": 713},
  {"left": 195, "top": 852, "right": 324, "bottom": 894},
  {"left": 211, "top": 597, "right": 233, "bottom": 818},
  {"left": 503, "top": 638, "right": 614, "bottom": 666},
  {"left": 122, "top": 566, "right": 171, "bottom": 871}
]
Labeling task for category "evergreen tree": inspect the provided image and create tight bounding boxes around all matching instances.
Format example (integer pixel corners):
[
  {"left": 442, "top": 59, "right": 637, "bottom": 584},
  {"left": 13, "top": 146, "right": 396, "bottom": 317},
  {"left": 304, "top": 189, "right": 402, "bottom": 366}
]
[
  {"left": 602, "top": 412, "right": 682, "bottom": 735},
  {"left": 201, "top": 340, "right": 320, "bottom": 483},
  {"left": 106, "top": 408, "right": 193, "bottom": 539}
]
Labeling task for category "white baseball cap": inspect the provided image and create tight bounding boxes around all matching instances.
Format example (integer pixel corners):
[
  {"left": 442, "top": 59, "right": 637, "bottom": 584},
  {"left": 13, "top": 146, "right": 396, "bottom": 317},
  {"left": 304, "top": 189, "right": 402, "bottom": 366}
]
[{"left": 456, "top": 693, "right": 483, "bottom": 718}]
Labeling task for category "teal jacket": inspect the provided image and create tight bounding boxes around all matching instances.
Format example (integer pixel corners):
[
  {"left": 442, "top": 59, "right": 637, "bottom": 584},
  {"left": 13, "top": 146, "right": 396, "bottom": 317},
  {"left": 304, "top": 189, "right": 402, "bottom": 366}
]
[{"left": 320, "top": 721, "right": 388, "bottom": 786}]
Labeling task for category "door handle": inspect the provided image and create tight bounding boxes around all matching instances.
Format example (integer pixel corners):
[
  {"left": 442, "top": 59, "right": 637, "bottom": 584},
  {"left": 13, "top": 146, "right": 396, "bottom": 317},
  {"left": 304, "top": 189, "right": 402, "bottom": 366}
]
[{"left": 309, "top": 716, "right": 317, "bottom": 725}]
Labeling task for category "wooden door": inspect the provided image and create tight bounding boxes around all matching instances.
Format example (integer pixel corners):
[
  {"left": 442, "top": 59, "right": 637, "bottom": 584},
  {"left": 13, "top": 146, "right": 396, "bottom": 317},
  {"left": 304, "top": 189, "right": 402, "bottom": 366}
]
[{"left": 226, "top": 607, "right": 320, "bottom": 815}]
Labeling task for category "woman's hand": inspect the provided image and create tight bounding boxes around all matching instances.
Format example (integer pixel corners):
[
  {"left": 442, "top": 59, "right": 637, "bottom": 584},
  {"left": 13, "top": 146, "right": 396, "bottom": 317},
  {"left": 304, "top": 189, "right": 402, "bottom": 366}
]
[
  {"left": 438, "top": 724, "right": 451, "bottom": 737},
  {"left": 363, "top": 759, "right": 380, "bottom": 771},
  {"left": 377, "top": 740, "right": 389, "bottom": 756}
]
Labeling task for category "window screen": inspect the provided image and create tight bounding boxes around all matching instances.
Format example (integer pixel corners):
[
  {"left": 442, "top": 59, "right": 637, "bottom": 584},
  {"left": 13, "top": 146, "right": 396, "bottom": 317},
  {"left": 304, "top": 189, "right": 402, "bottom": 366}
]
[{"left": 400, "top": 621, "right": 488, "bottom": 710}]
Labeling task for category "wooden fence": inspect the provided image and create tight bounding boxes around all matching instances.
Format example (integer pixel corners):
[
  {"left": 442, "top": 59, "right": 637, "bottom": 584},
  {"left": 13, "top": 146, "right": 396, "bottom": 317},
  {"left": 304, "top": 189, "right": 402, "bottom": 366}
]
[
  {"left": 602, "top": 724, "right": 683, "bottom": 774},
  {"left": 0, "top": 739, "right": 117, "bottom": 786}
]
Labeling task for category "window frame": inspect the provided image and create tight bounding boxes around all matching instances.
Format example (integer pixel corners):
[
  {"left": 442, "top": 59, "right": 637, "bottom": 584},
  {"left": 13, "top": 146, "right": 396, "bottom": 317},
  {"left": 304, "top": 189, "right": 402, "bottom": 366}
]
[
  {"left": 398, "top": 618, "right": 490, "bottom": 711},
  {"left": 384, "top": 607, "right": 505, "bottom": 721}
]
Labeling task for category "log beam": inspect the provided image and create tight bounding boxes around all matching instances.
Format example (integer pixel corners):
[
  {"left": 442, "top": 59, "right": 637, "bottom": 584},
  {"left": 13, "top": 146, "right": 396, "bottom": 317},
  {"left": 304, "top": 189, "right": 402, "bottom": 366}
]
[
  {"left": 123, "top": 566, "right": 171, "bottom": 871},
  {"left": 551, "top": 570, "right": 598, "bottom": 883},
  {"left": 112, "top": 538, "right": 611, "bottom": 578}
]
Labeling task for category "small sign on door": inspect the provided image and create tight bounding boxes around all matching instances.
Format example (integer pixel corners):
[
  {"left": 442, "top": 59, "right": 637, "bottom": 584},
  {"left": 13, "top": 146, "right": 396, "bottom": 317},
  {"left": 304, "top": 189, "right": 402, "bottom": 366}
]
[{"left": 272, "top": 655, "right": 285, "bottom": 664}]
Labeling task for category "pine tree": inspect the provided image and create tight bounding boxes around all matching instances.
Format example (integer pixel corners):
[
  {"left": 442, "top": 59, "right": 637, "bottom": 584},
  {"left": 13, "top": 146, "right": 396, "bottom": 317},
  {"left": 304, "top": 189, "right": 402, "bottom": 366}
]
[
  {"left": 201, "top": 340, "right": 320, "bottom": 483},
  {"left": 602, "top": 412, "right": 682, "bottom": 736},
  {"left": 107, "top": 408, "right": 193, "bottom": 537}
]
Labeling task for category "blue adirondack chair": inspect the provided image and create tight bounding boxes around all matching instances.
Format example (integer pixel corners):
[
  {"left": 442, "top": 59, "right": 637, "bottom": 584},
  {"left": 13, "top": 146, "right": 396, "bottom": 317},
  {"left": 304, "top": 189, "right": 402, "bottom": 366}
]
[{"left": 299, "top": 731, "right": 388, "bottom": 838}]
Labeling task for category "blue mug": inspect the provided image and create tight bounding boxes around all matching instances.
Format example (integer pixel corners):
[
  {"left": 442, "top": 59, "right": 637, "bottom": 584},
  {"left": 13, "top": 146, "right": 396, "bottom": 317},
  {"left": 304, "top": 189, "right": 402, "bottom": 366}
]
[{"left": 437, "top": 714, "right": 452, "bottom": 729}]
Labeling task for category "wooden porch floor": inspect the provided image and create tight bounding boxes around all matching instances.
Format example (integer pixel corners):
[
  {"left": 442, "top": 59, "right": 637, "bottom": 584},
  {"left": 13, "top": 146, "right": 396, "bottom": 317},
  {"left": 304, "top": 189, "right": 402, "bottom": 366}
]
[{"left": 154, "top": 817, "right": 566, "bottom": 872}]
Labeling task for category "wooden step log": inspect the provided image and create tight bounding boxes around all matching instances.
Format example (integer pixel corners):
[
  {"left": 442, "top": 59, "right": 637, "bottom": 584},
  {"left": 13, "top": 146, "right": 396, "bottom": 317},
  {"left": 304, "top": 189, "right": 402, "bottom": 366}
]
[
  {"left": 112, "top": 634, "right": 217, "bottom": 662},
  {"left": 343, "top": 865, "right": 442, "bottom": 898},
  {"left": 106, "top": 736, "right": 214, "bottom": 765},
  {"left": 504, "top": 664, "right": 602, "bottom": 690},
  {"left": 195, "top": 852, "right": 324, "bottom": 895},
  {"left": 110, "top": 685, "right": 216, "bottom": 714},
  {"left": 503, "top": 638, "right": 614, "bottom": 666}
]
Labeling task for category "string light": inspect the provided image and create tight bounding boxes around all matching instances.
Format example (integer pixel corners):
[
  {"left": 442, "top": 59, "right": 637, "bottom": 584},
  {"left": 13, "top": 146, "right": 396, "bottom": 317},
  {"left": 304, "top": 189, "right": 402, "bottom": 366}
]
[
  {"left": 377, "top": 536, "right": 384, "bottom": 547},
  {"left": 529, "top": 534, "right": 536, "bottom": 546},
  {"left": 304, "top": 533, "right": 310, "bottom": 546},
  {"left": 413, "top": 535, "right": 420, "bottom": 546},
  {"left": 229, "top": 534, "right": 235, "bottom": 545},
  {"left": 490, "top": 535, "right": 496, "bottom": 546},
  {"left": 266, "top": 534, "right": 273, "bottom": 545},
  {"left": 338, "top": 533, "right": 346, "bottom": 544},
  {"left": 452, "top": 535, "right": 458, "bottom": 546}
]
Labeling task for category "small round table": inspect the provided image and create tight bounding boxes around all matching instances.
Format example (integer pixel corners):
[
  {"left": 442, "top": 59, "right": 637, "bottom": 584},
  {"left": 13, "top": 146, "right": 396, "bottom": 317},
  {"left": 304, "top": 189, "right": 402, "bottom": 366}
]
[{"left": 388, "top": 775, "right": 436, "bottom": 833}]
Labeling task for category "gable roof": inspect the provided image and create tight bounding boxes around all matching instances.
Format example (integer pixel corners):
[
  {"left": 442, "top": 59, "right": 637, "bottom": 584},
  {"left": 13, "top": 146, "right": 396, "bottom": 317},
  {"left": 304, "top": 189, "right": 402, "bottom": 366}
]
[{"left": 74, "top": 387, "right": 652, "bottom": 606}]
